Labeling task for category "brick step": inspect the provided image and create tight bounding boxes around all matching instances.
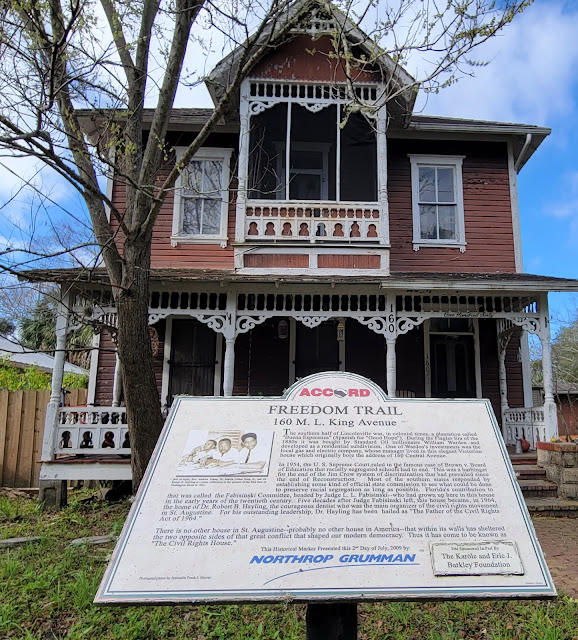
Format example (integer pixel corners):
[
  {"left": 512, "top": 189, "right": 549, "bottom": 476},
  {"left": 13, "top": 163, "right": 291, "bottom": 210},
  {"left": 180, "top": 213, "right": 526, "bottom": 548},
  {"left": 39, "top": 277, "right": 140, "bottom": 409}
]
[
  {"left": 515, "top": 465, "right": 547, "bottom": 480},
  {"left": 526, "top": 497, "right": 578, "bottom": 518},
  {"left": 518, "top": 479, "right": 558, "bottom": 498},
  {"left": 509, "top": 453, "right": 538, "bottom": 466}
]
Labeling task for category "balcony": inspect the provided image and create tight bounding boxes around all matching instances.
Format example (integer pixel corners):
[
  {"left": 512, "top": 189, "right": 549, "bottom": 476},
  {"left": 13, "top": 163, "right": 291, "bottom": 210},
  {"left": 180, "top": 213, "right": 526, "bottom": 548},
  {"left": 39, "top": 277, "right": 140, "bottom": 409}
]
[{"left": 244, "top": 201, "right": 382, "bottom": 243}]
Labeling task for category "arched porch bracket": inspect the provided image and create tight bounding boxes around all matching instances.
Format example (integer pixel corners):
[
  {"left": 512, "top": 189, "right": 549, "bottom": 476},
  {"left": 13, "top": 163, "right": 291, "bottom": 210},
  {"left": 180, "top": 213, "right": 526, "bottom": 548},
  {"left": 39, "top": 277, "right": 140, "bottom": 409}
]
[
  {"left": 236, "top": 315, "right": 269, "bottom": 335},
  {"left": 294, "top": 316, "right": 331, "bottom": 328},
  {"left": 506, "top": 317, "right": 542, "bottom": 338},
  {"left": 397, "top": 316, "right": 427, "bottom": 336}
]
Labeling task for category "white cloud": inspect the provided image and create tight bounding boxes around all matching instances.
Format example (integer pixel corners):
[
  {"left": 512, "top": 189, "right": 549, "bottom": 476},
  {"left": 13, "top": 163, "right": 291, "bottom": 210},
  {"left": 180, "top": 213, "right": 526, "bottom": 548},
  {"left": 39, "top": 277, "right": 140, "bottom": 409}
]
[{"left": 415, "top": 1, "right": 578, "bottom": 126}]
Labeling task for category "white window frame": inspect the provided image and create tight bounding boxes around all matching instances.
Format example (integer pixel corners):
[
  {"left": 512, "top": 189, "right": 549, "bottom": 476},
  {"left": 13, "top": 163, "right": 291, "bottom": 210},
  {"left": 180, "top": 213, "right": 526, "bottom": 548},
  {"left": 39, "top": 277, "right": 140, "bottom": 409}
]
[
  {"left": 171, "top": 147, "right": 232, "bottom": 247},
  {"left": 409, "top": 154, "right": 466, "bottom": 252}
]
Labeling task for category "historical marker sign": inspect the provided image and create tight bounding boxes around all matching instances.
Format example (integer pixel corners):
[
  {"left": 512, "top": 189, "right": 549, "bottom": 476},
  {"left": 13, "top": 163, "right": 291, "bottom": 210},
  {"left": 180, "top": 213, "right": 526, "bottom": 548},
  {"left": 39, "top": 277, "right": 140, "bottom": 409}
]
[{"left": 95, "top": 372, "right": 555, "bottom": 604}]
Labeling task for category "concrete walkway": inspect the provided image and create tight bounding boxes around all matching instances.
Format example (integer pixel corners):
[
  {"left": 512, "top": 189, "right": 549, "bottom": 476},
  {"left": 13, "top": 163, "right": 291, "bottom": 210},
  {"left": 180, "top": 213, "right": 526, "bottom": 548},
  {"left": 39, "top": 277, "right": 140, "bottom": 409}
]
[{"left": 533, "top": 517, "right": 578, "bottom": 598}]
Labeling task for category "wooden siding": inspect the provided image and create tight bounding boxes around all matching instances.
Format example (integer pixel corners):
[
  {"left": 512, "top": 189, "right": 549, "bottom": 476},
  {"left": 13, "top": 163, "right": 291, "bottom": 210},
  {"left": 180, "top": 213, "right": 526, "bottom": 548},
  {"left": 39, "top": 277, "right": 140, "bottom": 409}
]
[
  {"left": 110, "top": 148, "right": 236, "bottom": 270},
  {"left": 557, "top": 398, "right": 578, "bottom": 436},
  {"left": 317, "top": 255, "right": 380, "bottom": 269},
  {"left": 94, "top": 329, "right": 116, "bottom": 406},
  {"left": 388, "top": 140, "right": 516, "bottom": 273},
  {"left": 0, "top": 388, "right": 85, "bottom": 488},
  {"left": 244, "top": 254, "right": 309, "bottom": 268},
  {"left": 250, "top": 35, "right": 381, "bottom": 84},
  {"left": 94, "top": 323, "right": 165, "bottom": 406}
]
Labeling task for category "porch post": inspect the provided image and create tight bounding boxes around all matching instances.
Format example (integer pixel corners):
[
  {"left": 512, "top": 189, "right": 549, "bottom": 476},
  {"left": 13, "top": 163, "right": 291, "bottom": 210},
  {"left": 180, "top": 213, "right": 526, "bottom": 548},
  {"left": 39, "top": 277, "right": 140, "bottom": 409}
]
[
  {"left": 223, "top": 337, "right": 236, "bottom": 397},
  {"left": 112, "top": 353, "right": 123, "bottom": 407},
  {"left": 539, "top": 294, "right": 557, "bottom": 441},
  {"left": 222, "top": 293, "right": 237, "bottom": 397},
  {"left": 497, "top": 330, "right": 511, "bottom": 433},
  {"left": 41, "top": 288, "right": 70, "bottom": 462},
  {"left": 39, "top": 288, "right": 70, "bottom": 508},
  {"left": 235, "top": 80, "right": 250, "bottom": 244},
  {"left": 386, "top": 337, "right": 397, "bottom": 398}
]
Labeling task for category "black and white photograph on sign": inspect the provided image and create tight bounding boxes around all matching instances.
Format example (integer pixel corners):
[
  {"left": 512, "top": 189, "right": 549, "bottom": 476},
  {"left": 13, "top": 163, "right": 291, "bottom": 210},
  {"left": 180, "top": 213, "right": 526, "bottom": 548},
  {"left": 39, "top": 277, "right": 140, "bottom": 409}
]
[{"left": 177, "top": 429, "right": 274, "bottom": 476}]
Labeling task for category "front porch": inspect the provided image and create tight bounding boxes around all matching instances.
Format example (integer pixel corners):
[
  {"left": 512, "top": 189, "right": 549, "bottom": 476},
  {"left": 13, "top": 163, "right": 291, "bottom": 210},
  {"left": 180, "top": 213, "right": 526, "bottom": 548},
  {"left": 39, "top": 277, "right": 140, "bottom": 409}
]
[{"left": 36, "top": 272, "right": 566, "bottom": 485}]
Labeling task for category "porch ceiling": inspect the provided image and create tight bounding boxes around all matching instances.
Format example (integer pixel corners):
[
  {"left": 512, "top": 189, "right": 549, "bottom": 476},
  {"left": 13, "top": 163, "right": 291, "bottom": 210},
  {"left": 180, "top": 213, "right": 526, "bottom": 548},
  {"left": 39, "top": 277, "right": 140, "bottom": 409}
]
[{"left": 18, "top": 267, "right": 578, "bottom": 292}]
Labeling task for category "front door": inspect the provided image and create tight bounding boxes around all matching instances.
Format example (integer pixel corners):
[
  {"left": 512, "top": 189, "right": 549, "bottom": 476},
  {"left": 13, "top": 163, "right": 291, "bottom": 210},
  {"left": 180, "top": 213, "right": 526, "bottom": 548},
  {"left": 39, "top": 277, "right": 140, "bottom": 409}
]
[
  {"left": 168, "top": 319, "right": 216, "bottom": 406},
  {"left": 295, "top": 321, "right": 340, "bottom": 378},
  {"left": 430, "top": 333, "right": 476, "bottom": 398}
]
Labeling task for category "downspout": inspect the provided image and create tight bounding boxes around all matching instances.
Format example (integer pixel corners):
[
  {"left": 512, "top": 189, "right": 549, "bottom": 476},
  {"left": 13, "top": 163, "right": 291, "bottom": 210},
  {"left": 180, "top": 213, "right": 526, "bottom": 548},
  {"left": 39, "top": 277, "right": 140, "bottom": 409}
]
[{"left": 514, "top": 133, "right": 532, "bottom": 172}]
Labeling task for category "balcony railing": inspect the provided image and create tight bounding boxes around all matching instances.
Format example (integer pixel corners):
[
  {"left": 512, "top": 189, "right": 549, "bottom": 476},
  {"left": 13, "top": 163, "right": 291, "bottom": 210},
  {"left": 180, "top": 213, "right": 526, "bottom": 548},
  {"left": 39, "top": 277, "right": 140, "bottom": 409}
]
[
  {"left": 245, "top": 201, "right": 382, "bottom": 242},
  {"left": 503, "top": 407, "right": 546, "bottom": 449},
  {"left": 55, "top": 407, "right": 130, "bottom": 455}
]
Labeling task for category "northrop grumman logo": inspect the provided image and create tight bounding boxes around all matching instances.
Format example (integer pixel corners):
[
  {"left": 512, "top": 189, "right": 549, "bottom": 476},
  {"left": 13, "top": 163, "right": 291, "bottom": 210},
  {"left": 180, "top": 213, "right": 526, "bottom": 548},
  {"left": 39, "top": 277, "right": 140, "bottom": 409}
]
[{"left": 298, "top": 387, "right": 371, "bottom": 398}]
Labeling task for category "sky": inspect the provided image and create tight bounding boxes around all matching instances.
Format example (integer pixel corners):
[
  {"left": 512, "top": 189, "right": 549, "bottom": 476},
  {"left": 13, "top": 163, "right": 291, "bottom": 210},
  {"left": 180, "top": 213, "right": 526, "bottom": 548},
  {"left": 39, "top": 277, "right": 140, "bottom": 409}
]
[{"left": 1, "top": 0, "right": 577, "bottom": 330}]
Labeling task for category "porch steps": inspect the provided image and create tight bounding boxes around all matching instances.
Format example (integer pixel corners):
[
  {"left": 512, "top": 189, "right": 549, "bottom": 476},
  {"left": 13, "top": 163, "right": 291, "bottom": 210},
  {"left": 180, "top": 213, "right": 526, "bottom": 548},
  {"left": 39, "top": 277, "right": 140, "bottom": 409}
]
[
  {"left": 517, "top": 479, "right": 558, "bottom": 498},
  {"left": 509, "top": 456, "right": 578, "bottom": 516}
]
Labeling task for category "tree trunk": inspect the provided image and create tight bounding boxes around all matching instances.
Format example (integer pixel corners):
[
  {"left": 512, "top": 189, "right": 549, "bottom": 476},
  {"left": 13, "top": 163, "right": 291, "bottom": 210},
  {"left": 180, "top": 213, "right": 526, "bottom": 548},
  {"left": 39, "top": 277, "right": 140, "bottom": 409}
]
[{"left": 115, "top": 235, "right": 164, "bottom": 490}]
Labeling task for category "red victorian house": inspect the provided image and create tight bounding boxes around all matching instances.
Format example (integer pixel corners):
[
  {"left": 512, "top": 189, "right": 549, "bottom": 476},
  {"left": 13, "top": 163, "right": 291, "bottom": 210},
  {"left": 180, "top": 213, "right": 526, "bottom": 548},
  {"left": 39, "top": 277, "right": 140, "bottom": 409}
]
[{"left": 29, "top": 0, "right": 578, "bottom": 489}]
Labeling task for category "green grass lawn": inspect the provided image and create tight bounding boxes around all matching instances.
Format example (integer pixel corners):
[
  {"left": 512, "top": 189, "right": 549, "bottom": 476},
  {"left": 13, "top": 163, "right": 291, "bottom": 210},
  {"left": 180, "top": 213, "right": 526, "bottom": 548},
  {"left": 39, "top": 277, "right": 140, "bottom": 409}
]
[{"left": 0, "top": 489, "right": 577, "bottom": 640}]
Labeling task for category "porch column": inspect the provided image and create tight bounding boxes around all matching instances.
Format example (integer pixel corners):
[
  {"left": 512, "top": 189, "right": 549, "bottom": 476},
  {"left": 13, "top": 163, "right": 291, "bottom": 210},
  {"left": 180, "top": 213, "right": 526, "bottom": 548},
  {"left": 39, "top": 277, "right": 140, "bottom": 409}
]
[
  {"left": 386, "top": 337, "right": 397, "bottom": 398},
  {"left": 538, "top": 294, "right": 557, "bottom": 441},
  {"left": 112, "top": 353, "right": 123, "bottom": 407},
  {"left": 497, "top": 332, "right": 511, "bottom": 433},
  {"left": 223, "top": 337, "right": 236, "bottom": 397},
  {"left": 235, "top": 80, "right": 250, "bottom": 244},
  {"left": 41, "top": 289, "right": 70, "bottom": 462},
  {"left": 540, "top": 331, "right": 558, "bottom": 441}
]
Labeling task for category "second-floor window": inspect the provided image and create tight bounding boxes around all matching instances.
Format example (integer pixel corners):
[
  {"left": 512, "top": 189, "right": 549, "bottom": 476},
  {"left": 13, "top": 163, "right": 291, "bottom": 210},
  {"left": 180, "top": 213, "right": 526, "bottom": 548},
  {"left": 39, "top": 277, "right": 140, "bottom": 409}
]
[
  {"left": 172, "top": 148, "right": 232, "bottom": 244},
  {"left": 409, "top": 155, "right": 465, "bottom": 251},
  {"left": 248, "top": 103, "right": 377, "bottom": 203}
]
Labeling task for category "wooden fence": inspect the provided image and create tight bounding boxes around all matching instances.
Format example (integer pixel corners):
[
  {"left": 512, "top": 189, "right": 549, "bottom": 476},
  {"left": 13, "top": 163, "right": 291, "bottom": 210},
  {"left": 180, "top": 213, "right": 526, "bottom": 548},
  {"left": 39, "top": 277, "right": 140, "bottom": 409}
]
[{"left": 0, "top": 388, "right": 87, "bottom": 488}]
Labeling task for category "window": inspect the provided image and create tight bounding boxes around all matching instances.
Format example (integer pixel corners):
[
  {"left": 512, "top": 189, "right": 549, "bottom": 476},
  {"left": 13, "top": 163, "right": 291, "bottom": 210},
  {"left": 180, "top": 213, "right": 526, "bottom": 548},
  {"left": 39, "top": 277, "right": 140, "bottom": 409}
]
[
  {"left": 409, "top": 155, "right": 465, "bottom": 250},
  {"left": 248, "top": 104, "right": 376, "bottom": 202},
  {"left": 172, "top": 148, "right": 232, "bottom": 245}
]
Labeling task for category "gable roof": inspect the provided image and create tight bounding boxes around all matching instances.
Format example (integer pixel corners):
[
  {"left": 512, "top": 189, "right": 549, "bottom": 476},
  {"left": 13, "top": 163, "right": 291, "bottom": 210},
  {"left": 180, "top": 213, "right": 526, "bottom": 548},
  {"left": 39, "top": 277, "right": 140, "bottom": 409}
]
[{"left": 205, "top": 0, "right": 417, "bottom": 118}]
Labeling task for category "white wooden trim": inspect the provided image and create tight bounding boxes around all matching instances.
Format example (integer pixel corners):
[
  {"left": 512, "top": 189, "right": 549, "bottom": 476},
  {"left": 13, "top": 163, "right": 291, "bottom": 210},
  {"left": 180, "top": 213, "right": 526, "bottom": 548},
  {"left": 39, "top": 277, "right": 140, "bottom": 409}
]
[
  {"left": 236, "top": 79, "right": 250, "bottom": 244},
  {"left": 40, "top": 461, "right": 132, "bottom": 482},
  {"left": 112, "top": 353, "right": 123, "bottom": 407},
  {"left": 172, "top": 147, "right": 232, "bottom": 246},
  {"left": 235, "top": 268, "right": 388, "bottom": 277},
  {"left": 161, "top": 317, "right": 172, "bottom": 412},
  {"left": 87, "top": 332, "right": 100, "bottom": 405},
  {"left": 473, "top": 318, "right": 482, "bottom": 399},
  {"left": 285, "top": 104, "right": 291, "bottom": 200},
  {"left": 507, "top": 141, "right": 524, "bottom": 273},
  {"left": 104, "top": 148, "right": 115, "bottom": 224},
  {"left": 520, "top": 331, "right": 533, "bottom": 407},
  {"left": 377, "top": 102, "right": 389, "bottom": 245},
  {"left": 214, "top": 332, "right": 223, "bottom": 396},
  {"left": 409, "top": 154, "right": 466, "bottom": 251}
]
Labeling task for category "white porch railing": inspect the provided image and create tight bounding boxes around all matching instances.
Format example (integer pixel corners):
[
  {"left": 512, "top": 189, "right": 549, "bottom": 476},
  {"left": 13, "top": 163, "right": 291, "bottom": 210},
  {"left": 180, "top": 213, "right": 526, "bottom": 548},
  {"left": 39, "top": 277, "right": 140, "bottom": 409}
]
[
  {"left": 245, "top": 201, "right": 382, "bottom": 242},
  {"left": 503, "top": 407, "right": 547, "bottom": 449},
  {"left": 55, "top": 407, "right": 130, "bottom": 455}
]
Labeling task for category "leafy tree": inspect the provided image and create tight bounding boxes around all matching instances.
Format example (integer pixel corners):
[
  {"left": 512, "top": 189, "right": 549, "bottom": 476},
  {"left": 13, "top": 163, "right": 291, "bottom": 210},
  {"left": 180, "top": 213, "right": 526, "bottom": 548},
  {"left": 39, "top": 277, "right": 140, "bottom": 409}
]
[
  {"left": 0, "top": 0, "right": 533, "bottom": 487},
  {"left": 0, "top": 319, "right": 15, "bottom": 336},
  {"left": 552, "top": 319, "right": 578, "bottom": 385},
  {"left": 19, "top": 294, "right": 93, "bottom": 369},
  {"left": 0, "top": 357, "right": 88, "bottom": 390}
]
